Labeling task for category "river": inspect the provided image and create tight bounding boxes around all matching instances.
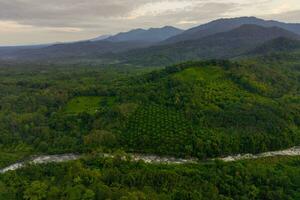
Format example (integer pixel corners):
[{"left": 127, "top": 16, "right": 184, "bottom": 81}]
[{"left": 1, "top": 146, "right": 300, "bottom": 174}]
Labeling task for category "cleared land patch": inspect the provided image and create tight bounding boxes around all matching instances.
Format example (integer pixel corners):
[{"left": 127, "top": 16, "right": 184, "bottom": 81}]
[{"left": 64, "top": 96, "right": 103, "bottom": 114}]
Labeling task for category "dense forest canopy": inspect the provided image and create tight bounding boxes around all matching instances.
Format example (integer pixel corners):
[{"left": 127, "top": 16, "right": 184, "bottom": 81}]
[
  {"left": 1, "top": 9, "right": 300, "bottom": 199},
  {"left": 1, "top": 154, "right": 300, "bottom": 199},
  {"left": 0, "top": 54, "right": 299, "bottom": 163},
  {"left": 0, "top": 49, "right": 299, "bottom": 199}
]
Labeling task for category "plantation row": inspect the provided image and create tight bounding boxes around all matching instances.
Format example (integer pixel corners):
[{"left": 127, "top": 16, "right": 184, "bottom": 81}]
[{"left": 121, "top": 104, "right": 194, "bottom": 157}]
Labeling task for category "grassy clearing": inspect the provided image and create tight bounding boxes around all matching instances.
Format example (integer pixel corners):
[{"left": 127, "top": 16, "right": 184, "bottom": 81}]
[
  {"left": 173, "top": 66, "right": 224, "bottom": 82},
  {"left": 64, "top": 96, "right": 103, "bottom": 114}
]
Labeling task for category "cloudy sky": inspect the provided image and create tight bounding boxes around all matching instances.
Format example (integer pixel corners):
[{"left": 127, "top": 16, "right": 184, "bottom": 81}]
[{"left": 1, "top": 0, "right": 300, "bottom": 45}]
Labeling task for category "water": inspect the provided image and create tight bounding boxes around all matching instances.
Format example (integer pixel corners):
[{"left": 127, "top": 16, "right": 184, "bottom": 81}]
[
  {"left": 219, "top": 146, "right": 300, "bottom": 162},
  {"left": 1, "top": 146, "right": 300, "bottom": 174},
  {"left": 0, "top": 154, "right": 80, "bottom": 174}
]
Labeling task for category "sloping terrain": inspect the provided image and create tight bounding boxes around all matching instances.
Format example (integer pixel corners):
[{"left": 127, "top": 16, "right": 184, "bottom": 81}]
[
  {"left": 163, "top": 16, "right": 300, "bottom": 44},
  {"left": 1, "top": 17, "right": 300, "bottom": 64},
  {"left": 118, "top": 59, "right": 300, "bottom": 158},
  {"left": 5, "top": 40, "right": 153, "bottom": 61},
  {"left": 105, "top": 26, "right": 183, "bottom": 43},
  {"left": 0, "top": 27, "right": 182, "bottom": 61},
  {"left": 119, "top": 25, "right": 300, "bottom": 66},
  {"left": 248, "top": 37, "right": 300, "bottom": 55}
]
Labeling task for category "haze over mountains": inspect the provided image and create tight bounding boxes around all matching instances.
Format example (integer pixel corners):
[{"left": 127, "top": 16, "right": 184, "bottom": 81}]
[
  {"left": 163, "top": 17, "right": 300, "bottom": 44},
  {"left": 90, "top": 35, "right": 112, "bottom": 42},
  {"left": 104, "top": 26, "right": 183, "bottom": 43},
  {"left": 1, "top": 17, "right": 300, "bottom": 64},
  {"left": 120, "top": 24, "right": 300, "bottom": 66}
]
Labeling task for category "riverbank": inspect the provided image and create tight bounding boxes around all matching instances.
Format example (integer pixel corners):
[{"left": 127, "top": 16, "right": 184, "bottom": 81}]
[{"left": 1, "top": 146, "right": 300, "bottom": 174}]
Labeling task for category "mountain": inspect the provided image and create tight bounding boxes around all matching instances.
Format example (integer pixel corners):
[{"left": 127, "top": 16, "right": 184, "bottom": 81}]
[
  {"left": 105, "top": 26, "right": 183, "bottom": 43},
  {"left": 249, "top": 37, "right": 300, "bottom": 55},
  {"left": 2, "top": 17, "right": 300, "bottom": 63},
  {"left": 3, "top": 40, "right": 153, "bottom": 61},
  {"left": 0, "top": 26, "right": 183, "bottom": 61},
  {"left": 90, "top": 35, "right": 111, "bottom": 41},
  {"left": 0, "top": 44, "right": 54, "bottom": 60},
  {"left": 119, "top": 24, "right": 300, "bottom": 66},
  {"left": 163, "top": 17, "right": 300, "bottom": 44}
]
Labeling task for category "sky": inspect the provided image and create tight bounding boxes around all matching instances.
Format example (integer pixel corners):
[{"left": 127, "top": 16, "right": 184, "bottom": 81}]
[{"left": 1, "top": 0, "right": 300, "bottom": 45}]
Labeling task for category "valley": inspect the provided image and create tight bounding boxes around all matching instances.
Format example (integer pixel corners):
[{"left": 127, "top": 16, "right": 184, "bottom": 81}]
[{"left": 0, "top": 15, "right": 300, "bottom": 199}]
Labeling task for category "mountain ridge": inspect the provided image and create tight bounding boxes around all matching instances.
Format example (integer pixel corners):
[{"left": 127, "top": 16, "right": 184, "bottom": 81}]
[
  {"left": 248, "top": 37, "right": 300, "bottom": 55},
  {"left": 1, "top": 17, "right": 300, "bottom": 63},
  {"left": 105, "top": 26, "right": 184, "bottom": 43},
  {"left": 163, "top": 16, "right": 300, "bottom": 44},
  {"left": 119, "top": 24, "right": 300, "bottom": 66}
]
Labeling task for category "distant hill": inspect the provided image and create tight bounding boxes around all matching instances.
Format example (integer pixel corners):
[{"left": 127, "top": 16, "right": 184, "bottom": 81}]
[
  {"left": 163, "top": 17, "right": 300, "bottom": 44},
  {"left": 0, "top": 44, "right": 54, "bottom": 59},
  {"left": 120, "top": 24, "right": 300, "bottom": 66},
  {"left": 2, "top": 17, "right": 300, "bottom": 63},
  {"left": 0, "top": 26, "right": 183, "bottom": 61},
  {"left": 105, "top": 26, "right": 183, "bottom": 43},
  {"left": 249, "top": 37, "right": 300, "bottom": 55},
  {"left": 4, "top": 40, "right": 153, "bottom": 60},
  {"left": 90, "top": 35, "right": 112, "bottom": 41}
]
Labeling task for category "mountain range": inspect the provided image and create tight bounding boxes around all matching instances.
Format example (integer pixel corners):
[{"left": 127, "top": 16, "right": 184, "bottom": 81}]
[
  {"left": 90, "top": 35, "right": 112, "bottom": 42},
  {"left": 104, "top": 26, "right": 183, "bottom": 43},
  {"left": 118, "top": 24, "right": 300, "bottom": 66},
  {"left": 1, "top": 17, "right": 300, "bottom": 64},
  {"left": 248, "top": 37, "right": 300, "bottom": 55},
  {"left": 163, "top": 17, "right": 300, "bottom": 44}
]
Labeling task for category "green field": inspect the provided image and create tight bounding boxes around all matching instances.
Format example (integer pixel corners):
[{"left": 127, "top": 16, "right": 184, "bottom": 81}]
[
  {"left": 173, "top": 66, "right": 224, "bottom": 82},
  {"left": 64, "top": 96, "right": 103, "bottom": 114}
]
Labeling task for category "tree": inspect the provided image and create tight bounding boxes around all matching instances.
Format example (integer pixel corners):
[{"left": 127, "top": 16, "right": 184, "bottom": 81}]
[
  {"left": 84, "top": 130, "right": 117, "bottom": 149},
  {"left": 23, "top": 181, "right": 48, "bottom": 200}
]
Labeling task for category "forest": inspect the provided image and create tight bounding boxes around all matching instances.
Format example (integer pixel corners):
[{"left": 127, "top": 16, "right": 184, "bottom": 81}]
[
  {"left": 1, "top": 154, "right": 300, "bottom": 199},
  {"left": 0, "top": 52, "right": 299, "bottom": 199}
]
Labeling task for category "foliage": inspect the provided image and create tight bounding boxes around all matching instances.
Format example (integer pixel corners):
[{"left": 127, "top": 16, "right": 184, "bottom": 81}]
[
  {"left": 0, "top": 57, "right": 299, "bottom": 159},
  {"left": 2, "top": 156, "right": 300, "bottom": 199},
  {"left": 122, "top": 104, "right": 193, "bottom": 157}
]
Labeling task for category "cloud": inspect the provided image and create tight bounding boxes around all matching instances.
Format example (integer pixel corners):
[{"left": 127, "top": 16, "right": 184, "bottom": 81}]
[
  {"left": 263, "top": 10, "right": 300, "bottom": 23},
  {"left": 177, "top": 20, "right": 199, "bottom": 25},
  {"left": 0, "top": 0, "right": 133, "bottom": 28},
  {"left": 0, "top": 0, "right": 238, "bottom": 30},
  {"left": 126, "top": 1, "right": 195, "bottom": 19}
]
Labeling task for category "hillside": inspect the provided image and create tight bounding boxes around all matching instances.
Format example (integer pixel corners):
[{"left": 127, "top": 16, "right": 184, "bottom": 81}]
[
  {"left": 105, "top": 26, "right": 183, "bottom": 43},
  {"left": 119, "top": 24, "right": 300, "bottom": 66},
  {"left": 0, "top": 27, "right": 183, "bottom": 61},
  {"left": 0, "top": 52, "right": 300, "bottom": 199},
  {"left": 0, "top": 44, "right": 52, "bottom": 59},
  {"left": 90, "top": 34, "right": 111, "bottom": 41},
  {"left": 249, "top": 37, "right": 300, "bottom": 55},
  {"left": 164, "top": 16, "right": 300, "bottom": 44},
  {"left": 118, "top": 59, "right": 300, "bottom": 158},
  {"left": 4, "top": 40, "right": 153, "bottom": 61},
  {"left": 1, "top": 17, "right": 300, "bottom": 63},
  {"left": 0, "top": 56, "right": 299, "bottom": 161}
]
